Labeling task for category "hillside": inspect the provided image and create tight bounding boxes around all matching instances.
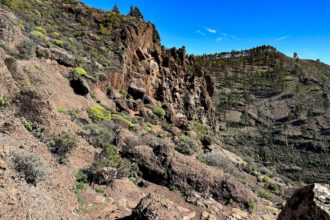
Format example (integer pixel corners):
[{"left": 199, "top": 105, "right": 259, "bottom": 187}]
[
  {"left": 197, "top": 46, "right": 330, "bottom": 184},
  {"left": 0, "top": 0, "right": 329, "bottom": 219}
]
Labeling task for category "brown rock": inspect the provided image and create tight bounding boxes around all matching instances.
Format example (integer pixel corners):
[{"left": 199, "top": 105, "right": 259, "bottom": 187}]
[
  {"left": 278, "top": 184, "right": 330, "bottom": 220},
  {"left": 131, "top": 194, "right": 193, "bottom": 220},
  {"left": 125, "top": 144, "right": 256, "bottom": 209}
]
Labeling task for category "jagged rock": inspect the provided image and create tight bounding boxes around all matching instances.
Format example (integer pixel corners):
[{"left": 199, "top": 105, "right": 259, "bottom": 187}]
[
  {"left": 278, "top": 184, "right": 330, "bottom": 220},
  {"left": 49, "top": 48, "right": 76, "bottom": 67},
  {"left": 128, "top": 84, "right": 146, "bottom": 100},
  {"left": 91, "top": 167, "right": 117, "bottom": 185},
  {"left": 136, "top": 47, "right": 147, "bottom": 61},
  {"left": 131, "top": 194, "right": 195, "bottom": 220},
  {"left": 131, "top": 194, "right": 176, "bottom": 220},
  {"left": 195, "top": 66, "right": 204, "bottom": 77},
  {"left": 124, "top": 144, "right": 256, "bottom": 209}
]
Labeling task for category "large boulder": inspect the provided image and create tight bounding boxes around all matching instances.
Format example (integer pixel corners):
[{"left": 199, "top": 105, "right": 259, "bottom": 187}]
[
  {"left": 278, "top": 184, "right": 330, "bottom": 220},
  {"left": 131, "top": 194, "right": 195, "bottom": 220},
  {"left": 128, "top": 84, "right": 146, "bottom": 100}
]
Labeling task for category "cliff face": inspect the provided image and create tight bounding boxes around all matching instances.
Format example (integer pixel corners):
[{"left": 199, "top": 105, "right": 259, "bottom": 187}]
[{"left": 107, "top": 20, "right": 216, "bottom": 128}]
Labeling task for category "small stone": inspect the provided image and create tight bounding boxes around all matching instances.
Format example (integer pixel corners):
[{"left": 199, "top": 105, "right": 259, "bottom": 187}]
[{"left": 94, "top": 195, "right": 106, "bottom": 204}]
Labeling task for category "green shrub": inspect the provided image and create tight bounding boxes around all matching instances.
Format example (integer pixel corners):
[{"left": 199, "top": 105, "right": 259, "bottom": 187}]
[
  {"left": 99, "top": 144, "right": 122, "bottom": 168},
  {"left": 263, "top": 176, "right": 272, "bottom": 185},
  {"left": 258, "top": 189, "right": 273, "bottom": 200},
  {"left": 248, "top": 200, "right": 257, "bottom": 213},
  {"left": 54, "top": 39, "right": 64, "bottom": 48},
  {"left": 86, "top": 145, "right": 122, "bottom": 185},
  {"left": 268, "top": 181, "right": 284, "bottom": 196},
  {"left": 12, "top": 151, "right": 48, "bottom": 185},
  {"left": 198, "top": 152, "right": 241, "bottom": 177},
  {"left": 95, "top": 187, "right": 106, "bottom": 194},
  {"left": 112, "top": 113, "right": 135, "bottom": 128},
  {"left": 192, "top": 123, "right": 207, "bottom": 138},
  {"left": 140, "top": 133, "right": 174, "bottom": 149},
  {"left": 1, "top": 0, "right": 33, "bottom": 13},
  {"left": 73, "top": 67, "right": 87, "bottom": 76},
  {"left": 17, "top": 38, "right": 36, "bottom": 59},
  {"left": 68, "top": 67, "right": 88, "bottom": 81},
  {"left": 57, "top": 107, "right": 79, "bottom": 120},
  {"left": 48, "top": 131, "right": 78, "bottom": 163},
  {"left": 128, "top": 162, "right": 140, "bottom": 185},
  {"left": 174, "top": 135, "right": 200, "bottom": 155},
  {"left": 31, "top": 30, "right": 48, "bottom": 41},
  {"left": 87, "top": 105, "right": 111, "bottom": 122},
  {"left": 74, "top": 182, "right": 87, "bottom": 192},
  {"left": 0, "top": 95, "right": 11, "bottom": 109},
  {"left": 74, "top": 170, "right": 88, "bottom": 192},
  {"left": 152, "top": 106, "right": 166, "bottom": 118},
  {"left": 75, "top": 170, "right": 88, "bottom": 184},
  {"left": 80, "top": 122, "right": 116, "bottom": 148},
  {"left": 21, "top": 117, "right": 44, "bottom": 138}
]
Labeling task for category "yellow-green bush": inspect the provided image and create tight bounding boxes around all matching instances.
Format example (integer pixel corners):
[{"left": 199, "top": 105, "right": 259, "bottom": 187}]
[
  {"left": 87, "top": 105, "right": 111, "bottom": 122},
  {"left": 0, "top": 95, "right": 11, "bottom": 108},
  {"left": 112, "top": 113, "right": 135, "bottom": 128},
  {"left": 73, "top": 67, "right": 88, "bottom": 76},
  {"left": 31, "top": 30, "right": 48, "bottom": 41},
  {"left": 192, "top": 123, "right": 207, "bottom": 138}
]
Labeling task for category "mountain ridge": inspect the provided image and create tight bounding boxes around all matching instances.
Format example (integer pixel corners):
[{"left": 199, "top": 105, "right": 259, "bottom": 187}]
[{"left": 0, "top": 0, "right": 329, "bottom": 219}]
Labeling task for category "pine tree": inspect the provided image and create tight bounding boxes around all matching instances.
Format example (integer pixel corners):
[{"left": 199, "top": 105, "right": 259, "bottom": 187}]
[
  {"left": 112, "top": 4, "right": 119, "bottom": 13},
  {"left": 128, "top": 6, "right": 144, "bottom": 20}
]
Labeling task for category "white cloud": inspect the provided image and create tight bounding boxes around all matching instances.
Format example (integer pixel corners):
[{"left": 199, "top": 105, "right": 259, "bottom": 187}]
[
  {"left": 216, "top": 37, "right": 226, "bottom": 42},
  {"left": 275, "top": 35, "right": 289, "bottom": 41},
  {"left": 196, "top": 30, "right": 206, "bottom": 36},
  {"left": 204, "top": 27, "right": 217, "bottom": 34}
]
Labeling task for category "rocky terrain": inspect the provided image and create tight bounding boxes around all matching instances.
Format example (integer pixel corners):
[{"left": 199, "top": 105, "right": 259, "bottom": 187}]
[
  {"left": 0, "top": 0, "right": 329, "bottom": 219},
  {"left": 197, "top": 47, "right": 330, "bottom": 184}
]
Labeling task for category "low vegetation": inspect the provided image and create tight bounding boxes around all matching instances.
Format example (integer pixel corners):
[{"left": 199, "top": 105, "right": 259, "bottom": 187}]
[
  {"left": 0, "top": 95, "right": 11, "bottom": 109},
  {"left": 198, "top": 152, "right": 241, "bottom": 177},
  {"left": 174, "top": 135, "right": 200, "bottom": 155},
  {"left": 48, "top": 131, "right": 78, "bottom": 163},
  {"left": 87, "top": 105, "right": 111, "bottom": 122},
  {"left": 21, "top": 117, "right": 44, "bottom": 138},
  {"left": 112, "top": 113, "right": 135, "bottom": 128},
  {"left": 57, "top": 107, "right": 79, "bottom": 120},
  {"left": 12, "top": 151, "right": 48, "bottom": 185},
  {"left": 80, "top": 122, "right": 116, "bottom": 148},
  {"left": 84, "top": 144, "right": 122, "bottom": 185}
]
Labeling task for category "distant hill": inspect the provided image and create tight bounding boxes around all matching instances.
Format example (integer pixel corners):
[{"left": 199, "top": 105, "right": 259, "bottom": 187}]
[{"left": 197, "top": 46, "right": 330, "bottom": 183}]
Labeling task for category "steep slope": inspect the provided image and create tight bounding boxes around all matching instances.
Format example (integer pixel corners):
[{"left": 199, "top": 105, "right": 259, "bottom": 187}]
[
  {"left": 0, "top": 1, "right": 283, "bottom": 219},
  {"left": 197, "top": 46, "right": 330, "bottom": 184}
]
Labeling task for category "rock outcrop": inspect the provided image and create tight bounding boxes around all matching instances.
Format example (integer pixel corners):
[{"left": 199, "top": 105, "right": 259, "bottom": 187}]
[
  {"left": 278, "top": 184, "right": 330, "bottom": 220},
  {"left": 124, "top": 144, "right": 256, "bottom": 210}
]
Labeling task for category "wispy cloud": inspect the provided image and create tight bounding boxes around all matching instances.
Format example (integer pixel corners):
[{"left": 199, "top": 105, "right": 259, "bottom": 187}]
[
  {"left": 196, "top": 30, "right": 206, "bottom": 36},
  {"left": 204, "top": 27, "right": 217, "bottom": 34},
  {"left": 275, "top": 35, "right": 290, "bottom": 41},
  {"left": 216, "top": 33, "right": 238, "bottom": 42},
  {"left": 216, "top": 37, "right": 226, "bottom": 42}
]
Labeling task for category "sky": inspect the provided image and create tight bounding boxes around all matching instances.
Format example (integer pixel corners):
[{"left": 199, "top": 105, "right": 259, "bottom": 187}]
[{"left": 80, "top": 0, "right": 330, "bottom": 64}]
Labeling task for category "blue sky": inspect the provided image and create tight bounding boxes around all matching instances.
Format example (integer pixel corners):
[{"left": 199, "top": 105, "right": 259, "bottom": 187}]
[{"left": 81, "top": 0, "right": 330, "bottom": 64}]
